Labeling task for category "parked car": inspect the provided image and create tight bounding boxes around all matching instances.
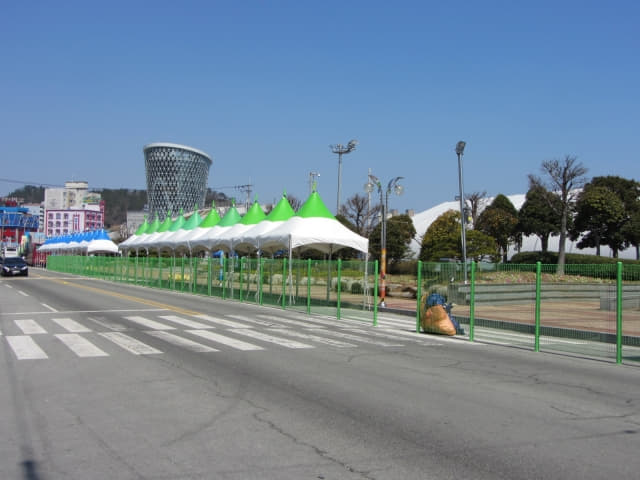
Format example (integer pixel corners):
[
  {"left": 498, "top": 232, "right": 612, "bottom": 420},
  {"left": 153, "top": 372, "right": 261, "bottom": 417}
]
[{"left": 1, "top": 256, "right": 29, "bottom": 276}]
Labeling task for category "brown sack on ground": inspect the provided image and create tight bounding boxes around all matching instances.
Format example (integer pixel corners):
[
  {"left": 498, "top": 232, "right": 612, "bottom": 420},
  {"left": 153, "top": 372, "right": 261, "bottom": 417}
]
[{"left": 421, "top": 304, "right": 456, "bottom": 336}]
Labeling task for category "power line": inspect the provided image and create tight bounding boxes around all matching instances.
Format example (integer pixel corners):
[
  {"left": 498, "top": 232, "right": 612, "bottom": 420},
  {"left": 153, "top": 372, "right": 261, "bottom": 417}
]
[{"left": 0, "top": 177, "right": 64, "bottom": 188}]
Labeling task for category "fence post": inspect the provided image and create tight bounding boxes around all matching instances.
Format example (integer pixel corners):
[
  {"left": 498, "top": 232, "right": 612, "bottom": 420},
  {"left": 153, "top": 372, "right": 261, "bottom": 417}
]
[
  {"left": 239, "top": 257, "right": 244, "bottom": 302},
  {"left": 222, "top": 256, "right": 227, "bottom": 299},
  {"left": 616, "top": 261, "right": 623, "bottom": 364},
  {"left": 373, "top": 260, "right": 379, "bottom": 326},
  {"left": 207, "top": 255, "right": 212, "bottom": 296},
  {"left": 535, "top": 261, "right": 541, "bottom": 352},
  {"left": 259, "top": 257, "right": 264, "bottom": 305},
  {"left": 307, "top": 258, "right": 311, "bottom": 315},
  {"left": 281, "top": 257, "right": 287, "bottom": 309},
  {"left": 416, "top": 261, "right": 422, "bottom": 333},
  {"left": 469, "top": 261, "right": 476, "bottom": 341},
  {"left": 337, "top": 259, "right": 342, "bottom": 320}
]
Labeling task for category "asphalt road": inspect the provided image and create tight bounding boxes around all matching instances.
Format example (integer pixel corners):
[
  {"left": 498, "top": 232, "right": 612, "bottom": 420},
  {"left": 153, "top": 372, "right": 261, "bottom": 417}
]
[{"left": 1, "top": 268, "right": 639, "bottom": 480}]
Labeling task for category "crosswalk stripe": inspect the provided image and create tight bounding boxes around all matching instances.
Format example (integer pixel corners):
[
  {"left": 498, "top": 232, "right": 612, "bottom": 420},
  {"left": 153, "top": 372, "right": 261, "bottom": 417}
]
[
  {"left": 187, "top": 330, "right": 264, "bottom": 351},
  {"left": 230, "top": 329, "right": 314, "bottom": 349},
  {"left": 308, "top": 329, "right": 404, "bottom": 347},
  {"left": 255, "top": 314, "right": 327, "bottom": 329},
  {"left": 145, "top": 331, "right": 219, "bottom": 352},
  {"left": 157, "top": 315, "right": 215, "bottom": 329},
  {"left": 342, "top": 327, "right": 435, "bottom": 344},
  {"left": 123, "top": 316, "right": 175, "bottom": 331},
  {"left": 226, "top": 314, "right": 278, "bottom": 327},
  {"left": 6, "top": 336, "right": 48, "bottom": 359},
  {"left": 55, "top": 334, "right": 109, "bottom": 357},
  {"left": 258, "top": 315, "right": 336, "bottom": 328},
  {"left": 15, "top": 319, "right": 47, "bottom": 335},
  {"left": 267, "top": 328, "right": 356, "bottom": 348},
  {"left": 195, "top": 314, "right": 250, "bottom": 329},
  {"left": 99, "top": 332, "right": 163, "bottom": 355},
  {"left": 53, "top": 318, "right": 91, "bottom": 333}
]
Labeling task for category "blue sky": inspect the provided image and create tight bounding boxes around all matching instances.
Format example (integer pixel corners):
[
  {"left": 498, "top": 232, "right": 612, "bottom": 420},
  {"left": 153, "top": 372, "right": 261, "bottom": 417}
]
[{"left": 1, "top": 1, "right": 638, "bottom": 214}]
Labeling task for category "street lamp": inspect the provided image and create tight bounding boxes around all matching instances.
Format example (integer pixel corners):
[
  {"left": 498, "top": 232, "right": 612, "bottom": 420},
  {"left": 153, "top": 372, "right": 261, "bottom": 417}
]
[
  {"left": 455, "top": 140, "right": 468, "bottom": 283},
  {"left": 330, "top": 139, "right": 358, "bottom": 214},
  {"left": 365, "top": 174, "right": 404, "bottom": 307}
]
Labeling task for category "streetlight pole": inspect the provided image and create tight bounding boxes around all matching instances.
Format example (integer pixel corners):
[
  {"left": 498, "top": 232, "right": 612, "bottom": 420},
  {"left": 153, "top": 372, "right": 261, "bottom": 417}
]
[
  {"left": 330, "top": 139, "right": 358, "bottom": 214},
  {"left": 365, "top": 174, "right": 404, "bottom": 308},
  {"left": 455, "top": 140, "right": 468, "bottom": 284}
]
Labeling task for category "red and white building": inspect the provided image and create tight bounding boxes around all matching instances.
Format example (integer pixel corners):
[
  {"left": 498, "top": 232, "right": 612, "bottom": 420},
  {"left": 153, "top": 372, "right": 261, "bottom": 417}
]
[{"left": 43, "top": 181, "right": 105, "bottom": 237}]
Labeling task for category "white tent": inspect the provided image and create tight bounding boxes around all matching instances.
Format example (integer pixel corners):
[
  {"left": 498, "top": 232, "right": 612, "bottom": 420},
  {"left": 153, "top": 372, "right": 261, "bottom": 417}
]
[
  {"left": 260, "top": 216, "right": 368, "bottom": 254},
  {"left": 259, "top": 191, "right": 368, "bottom": 255}
]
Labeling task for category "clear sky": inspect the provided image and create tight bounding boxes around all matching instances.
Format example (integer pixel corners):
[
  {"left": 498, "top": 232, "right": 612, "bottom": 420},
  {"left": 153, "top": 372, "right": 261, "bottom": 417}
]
[{"left": 1, "top": 1, "right": 638, "bottom": 214}]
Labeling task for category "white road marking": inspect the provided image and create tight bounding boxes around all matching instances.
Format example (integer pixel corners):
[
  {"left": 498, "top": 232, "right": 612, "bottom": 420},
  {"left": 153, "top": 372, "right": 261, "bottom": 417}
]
[
  {"left": 41, "top": 303, "right": 58, "bottom": 312},
  {"left": 55, "top": 334, "right": 109, "bottom": 357},
  {"left": 6, "top": 336, "right": 48, "bottom": 359},
  {"left": 98, "top": 332, "right": 162, "bottom": 355},
  {"left": 145, "top": 331, "right": 218, "bottom": 352},
  {"left": 226, "top": 314, "right": 278, "bottom": 327},
  {"left": 52, "top": 318, "right": 91, "bottom": 333},
  {"left": 195, "top": 314, "right": 251, "bottom": 329},
  {"left": 308, "top": 329, "right": 404, "bottom": 347},
  {"left": 123, "top": 315, "right": 175, "bottom": 330},
  {"left": 342, "top": 327, "right": 437, "bottom": 344},
  {"left": 15, "top": 319, "right": 47, "bottom": 335},
  {"left": 255, "top": 314, "right": 327, "bottom": 329},
  {"left": 187, "top": 330, "right": 263, "bottom": 351},
  {"left": 257, "top": 314, "right": 338, "bottom": 328},
  {"left": 157, "top": 315, "right": 214, "bottom": 329},
  {"left": 267, "top": 328, "right": 356, "bottom": 348},
  {"left": 18, "top": 290, "right": 28, "bottom": 296},
  {"left": 86, "top": 317, "right": 127, "bottom": 331},
  {"left": 230, "top": 328, "right": 314, "bottom": 349}
]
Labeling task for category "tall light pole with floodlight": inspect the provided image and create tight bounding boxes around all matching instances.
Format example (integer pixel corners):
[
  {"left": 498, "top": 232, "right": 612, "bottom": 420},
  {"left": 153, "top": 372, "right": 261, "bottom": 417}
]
[
  {"left": 365, "top": 174, "right": 404, "bottom": 307},
  {"left": 330, "top": 139, "right": 358, "bottom": 214},
  {"left": 455, "top": 140, "right": 468, "bottom": 283}
]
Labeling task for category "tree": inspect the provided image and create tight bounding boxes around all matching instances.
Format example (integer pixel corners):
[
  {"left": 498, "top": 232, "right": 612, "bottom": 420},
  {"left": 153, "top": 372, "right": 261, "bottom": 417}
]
[
  {"left": 588, "top": 176, "right": 640, "bottom": 258},
  {"left": 475, "top": 194, "right": 519, "bottom": 262},
  {"left": 571, "top": 185, "right": 625, "bottom": 256},
  {"left": 529, "top": 155, "right": 588, "bottom": 274},
  {"left": 419, "top": 210, "right": 496, "bottom": 262},
  {"left": 465, "top": 190, "right": 487, "bottom": 226},
  {"left": 466, "top": 229, "right": 499, "bottom": 262},
  {"left": 622, "top": 209, "right": 640, "bottom": 260},
  {"left": 518, "top": 185, "right": 562, "bottom": 253},
  {"left": 338, "top": 193, "right": 381, "bottom": 236},
  {"left": 419, "top": 210, "right": 460, "bottom": 262},
  {"left": 369, "top": 214, "right": 416, "bottom": 267}
]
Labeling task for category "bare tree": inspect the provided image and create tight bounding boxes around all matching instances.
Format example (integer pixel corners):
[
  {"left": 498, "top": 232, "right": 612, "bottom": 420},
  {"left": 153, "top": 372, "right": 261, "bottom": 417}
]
[
  {"left": 465, "top": 190, "right": 487, "bottom": 226},
  {"left": 287, "top": 194, "right": 303, "bottom": 212},
  {"left": 339, "top": 193, "right": 381, "bottom": 236},
  {"left": 529, "top": 155, "right": 588, "bottom": 274}
]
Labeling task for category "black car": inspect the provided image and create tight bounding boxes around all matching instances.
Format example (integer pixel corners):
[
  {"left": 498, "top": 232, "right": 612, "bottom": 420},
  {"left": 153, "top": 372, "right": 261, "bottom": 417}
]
[{"left": 1, "top": 257, "right": 29, "bottom": 277}]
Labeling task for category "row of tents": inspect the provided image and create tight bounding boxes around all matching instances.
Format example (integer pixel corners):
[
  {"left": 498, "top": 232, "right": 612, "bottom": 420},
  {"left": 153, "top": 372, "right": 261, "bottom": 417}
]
[
  {"left": 38, "top": 190, "right": 369, "bottom": 258},
  {"left": 38, "top": 229, "right": 119, "bottom": 255},
  {"left": 119, "top": 190, "right": 369, "bottom": 257}
]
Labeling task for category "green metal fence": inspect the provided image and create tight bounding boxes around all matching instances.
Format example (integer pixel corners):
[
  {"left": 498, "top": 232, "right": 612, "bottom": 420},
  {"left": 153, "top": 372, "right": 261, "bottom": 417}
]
[{"left": 46, "top": 255, "right": 639, "bottom": 365}]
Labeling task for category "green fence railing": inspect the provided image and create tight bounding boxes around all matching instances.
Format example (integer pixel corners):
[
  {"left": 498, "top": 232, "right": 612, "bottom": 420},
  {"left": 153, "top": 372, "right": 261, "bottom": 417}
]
[{"left": 47, "top": 255, "right": 640, "bottom": 365}]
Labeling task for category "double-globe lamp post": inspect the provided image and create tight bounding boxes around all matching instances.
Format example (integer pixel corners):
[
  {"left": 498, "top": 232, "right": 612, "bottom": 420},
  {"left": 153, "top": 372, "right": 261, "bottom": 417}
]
[
  {"left": 330, "top": 139, "right": 358, "bottom": 214},
  {"left": 455, "top": 140, "right": 468, "bottom": 284},
  {"left": 365, "top": 174, "right": 404, "bottom": 307}
]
